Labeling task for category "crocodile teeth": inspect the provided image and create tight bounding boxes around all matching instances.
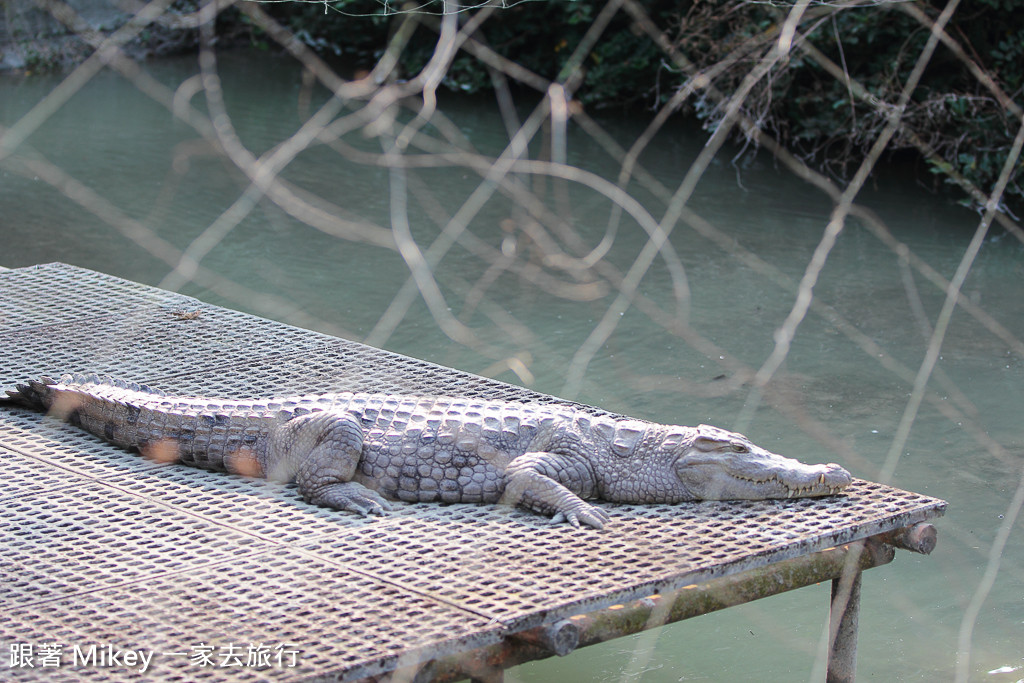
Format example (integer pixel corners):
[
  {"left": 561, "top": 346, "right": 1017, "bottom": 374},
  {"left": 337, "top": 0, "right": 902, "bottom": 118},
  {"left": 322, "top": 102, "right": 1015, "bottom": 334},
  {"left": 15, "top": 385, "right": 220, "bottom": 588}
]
[{"left": 818, "top": 473, "right": 825, "bottom": 485}]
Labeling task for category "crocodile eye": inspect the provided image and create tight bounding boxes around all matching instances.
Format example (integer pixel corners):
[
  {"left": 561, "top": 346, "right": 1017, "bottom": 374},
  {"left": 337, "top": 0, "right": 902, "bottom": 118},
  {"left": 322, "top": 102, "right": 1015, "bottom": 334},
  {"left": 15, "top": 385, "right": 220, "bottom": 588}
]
[{"left": 731, "top": 442, "right": 749, "bottom": 454}]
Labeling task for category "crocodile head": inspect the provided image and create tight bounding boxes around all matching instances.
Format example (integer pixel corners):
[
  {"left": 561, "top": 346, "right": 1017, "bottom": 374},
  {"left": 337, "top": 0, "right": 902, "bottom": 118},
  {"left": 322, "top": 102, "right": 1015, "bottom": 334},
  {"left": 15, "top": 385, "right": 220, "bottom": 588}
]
[{"left": 669, "top": 424, "right": 852, "bottom": 500}]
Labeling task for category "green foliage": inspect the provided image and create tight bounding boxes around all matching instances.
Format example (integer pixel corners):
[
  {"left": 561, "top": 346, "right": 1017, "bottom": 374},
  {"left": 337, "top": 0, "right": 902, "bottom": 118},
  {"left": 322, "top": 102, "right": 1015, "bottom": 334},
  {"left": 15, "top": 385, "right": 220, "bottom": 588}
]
[
  {"left": 265, "top": 0, "right": 672, "bottom": 107},
  {"left": 263, "top": 0, "right": 393, "bottom": 62},
  {"left": 661, "top": 1, "right": 1023, "bottom": 209},
  {"left": 266, "top": 0, "right": 1024, "bottom": 208}
]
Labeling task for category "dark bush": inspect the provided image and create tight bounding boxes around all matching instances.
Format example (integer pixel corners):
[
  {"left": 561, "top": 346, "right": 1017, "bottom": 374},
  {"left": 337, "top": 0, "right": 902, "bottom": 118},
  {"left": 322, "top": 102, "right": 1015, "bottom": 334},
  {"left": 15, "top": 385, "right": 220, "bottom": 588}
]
[{"left": 262, "top": 0, "right": 1024, "bottom": 209}]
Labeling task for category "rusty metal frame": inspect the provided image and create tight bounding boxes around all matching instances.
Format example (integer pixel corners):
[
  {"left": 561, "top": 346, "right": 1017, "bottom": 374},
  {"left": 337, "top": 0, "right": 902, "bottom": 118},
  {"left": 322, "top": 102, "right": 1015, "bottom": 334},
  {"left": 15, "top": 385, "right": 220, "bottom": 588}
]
[{"left": 382, "top": 528, "right": 935, "bottom": 683}]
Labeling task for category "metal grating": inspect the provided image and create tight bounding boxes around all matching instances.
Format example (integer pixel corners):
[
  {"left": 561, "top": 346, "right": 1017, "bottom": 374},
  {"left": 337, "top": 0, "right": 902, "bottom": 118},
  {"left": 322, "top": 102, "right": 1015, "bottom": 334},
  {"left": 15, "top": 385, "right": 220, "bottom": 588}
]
[
  {"left": 298, "top": 479, "right": 937, "bottom": 625},
  {"left": 0, "top": 408, "right": 167, "bottom": 479},
  {"left": 1, "top": 480, "right": 271, "bottom": 607},
  {"left": 151, "top": 342, "right": 586, "bottom": 405},
  {"left": 0, "top": 308, "right": 337, "bottom": 389},
  {"left": 2, "top": 548, "right": 504, "bottom": 682},
  {"left": 0, "top": 266, "right": 596, "bottom": 411},
  {"left": 0, "top": 263, "right": 204, "bottom": 331},
  {"left": 0, "top": 263, "right": 946, "bottom": 681}
]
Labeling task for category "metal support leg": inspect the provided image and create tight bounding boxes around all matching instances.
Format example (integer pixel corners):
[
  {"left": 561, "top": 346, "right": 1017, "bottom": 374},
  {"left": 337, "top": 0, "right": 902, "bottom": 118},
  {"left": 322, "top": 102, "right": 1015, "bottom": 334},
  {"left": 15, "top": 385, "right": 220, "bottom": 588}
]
[{"left": 826, "top": 569, "right": 862, "bottom": 683}]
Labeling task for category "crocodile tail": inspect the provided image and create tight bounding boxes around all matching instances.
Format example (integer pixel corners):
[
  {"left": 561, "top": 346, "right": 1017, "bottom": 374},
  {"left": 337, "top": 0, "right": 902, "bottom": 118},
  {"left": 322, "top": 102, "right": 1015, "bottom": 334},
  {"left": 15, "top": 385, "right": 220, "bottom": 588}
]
[
  {"left": 62, "top": 373, "right": 166, "bottom": 396},
  {"left": 3, "top": 373, "right": 167, "bottom": 409},
  {"left": 3, "top": 375, "right": 62, "bottom": 409}
]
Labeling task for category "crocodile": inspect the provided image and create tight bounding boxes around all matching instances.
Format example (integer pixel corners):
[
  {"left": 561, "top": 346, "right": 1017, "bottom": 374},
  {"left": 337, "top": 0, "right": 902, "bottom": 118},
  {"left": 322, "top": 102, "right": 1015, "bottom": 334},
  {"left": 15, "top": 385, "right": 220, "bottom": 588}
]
[{"left": 3, "top": 374, "right": 852, "bottom": 529}]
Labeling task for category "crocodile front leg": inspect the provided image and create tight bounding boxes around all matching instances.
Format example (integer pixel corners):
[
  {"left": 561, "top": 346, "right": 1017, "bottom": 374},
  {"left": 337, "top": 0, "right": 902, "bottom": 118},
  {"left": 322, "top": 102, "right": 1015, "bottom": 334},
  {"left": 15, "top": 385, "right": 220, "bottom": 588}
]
[
  {"left": 500, "top": 452, "right": 610, "bottom": 529},
  {"left": 265, "top": 410, "right": 392, "bottom": 516}
]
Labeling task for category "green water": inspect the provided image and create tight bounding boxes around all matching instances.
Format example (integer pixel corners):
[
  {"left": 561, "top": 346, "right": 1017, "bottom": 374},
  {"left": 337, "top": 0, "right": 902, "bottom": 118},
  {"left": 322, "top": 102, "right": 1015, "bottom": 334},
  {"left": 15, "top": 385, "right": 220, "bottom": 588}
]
[{"left": 2, "top": 50, "right": 1022, "bottom": 681}]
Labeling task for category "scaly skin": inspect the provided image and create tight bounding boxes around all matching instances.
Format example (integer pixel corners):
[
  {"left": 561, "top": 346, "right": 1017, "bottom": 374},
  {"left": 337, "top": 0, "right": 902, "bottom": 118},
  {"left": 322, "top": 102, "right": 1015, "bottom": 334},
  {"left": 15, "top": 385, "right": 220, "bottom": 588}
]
[{"left": 4, "top": 374, "right": 853, "bottom": 529}]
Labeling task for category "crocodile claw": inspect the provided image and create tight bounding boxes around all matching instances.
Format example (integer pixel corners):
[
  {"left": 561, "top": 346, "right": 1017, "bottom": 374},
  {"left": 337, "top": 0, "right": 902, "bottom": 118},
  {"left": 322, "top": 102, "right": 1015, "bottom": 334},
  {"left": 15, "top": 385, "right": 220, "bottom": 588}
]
[
  {"left": 551, "top": 503, "right": 610, "bottom": 530},
  {"left": 308, "top": 481, "right": 393, "bottom": 517}
]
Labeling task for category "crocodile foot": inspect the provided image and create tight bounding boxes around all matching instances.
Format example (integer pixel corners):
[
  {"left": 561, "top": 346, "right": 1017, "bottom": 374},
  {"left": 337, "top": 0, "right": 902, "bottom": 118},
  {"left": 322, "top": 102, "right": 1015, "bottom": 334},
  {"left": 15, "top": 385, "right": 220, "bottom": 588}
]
[
  {"left": 305, "top": 481, "right": 393, "bottom": 516},
  {"left": 551, "top": 502, "right": 610, "bottom": 530}
]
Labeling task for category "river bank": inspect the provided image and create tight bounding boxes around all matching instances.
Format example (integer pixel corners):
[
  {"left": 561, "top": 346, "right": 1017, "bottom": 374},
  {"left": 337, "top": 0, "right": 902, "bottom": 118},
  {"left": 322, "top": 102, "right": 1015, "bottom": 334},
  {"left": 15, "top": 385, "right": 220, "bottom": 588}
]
[
  {"left": 6, "top": 0, "right": 1022, "bottom": 215},
  {"left": 0, "top": 0, "right": 217, "bottom": 71}
]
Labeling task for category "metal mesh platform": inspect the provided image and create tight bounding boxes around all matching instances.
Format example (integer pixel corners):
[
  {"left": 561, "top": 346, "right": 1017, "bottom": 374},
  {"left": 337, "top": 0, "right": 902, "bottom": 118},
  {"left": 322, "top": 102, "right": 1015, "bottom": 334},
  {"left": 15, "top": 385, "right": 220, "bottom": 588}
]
[{"left": 0, "top": 263, "right": 946, "bottom": 681}]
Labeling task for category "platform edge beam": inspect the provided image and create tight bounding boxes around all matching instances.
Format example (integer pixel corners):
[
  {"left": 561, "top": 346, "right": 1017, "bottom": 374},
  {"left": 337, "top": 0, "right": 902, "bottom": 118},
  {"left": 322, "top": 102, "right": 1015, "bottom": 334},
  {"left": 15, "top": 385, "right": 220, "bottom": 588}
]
[{"left": 365, "top": 537, "right": 897, "bottom": 683}]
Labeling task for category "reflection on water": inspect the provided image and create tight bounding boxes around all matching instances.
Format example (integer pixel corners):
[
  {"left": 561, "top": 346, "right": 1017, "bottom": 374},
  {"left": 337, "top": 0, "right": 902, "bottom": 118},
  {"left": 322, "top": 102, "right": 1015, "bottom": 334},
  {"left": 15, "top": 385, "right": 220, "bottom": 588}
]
[{"left": 2, "top": 49, "right": 1022, "bottom": 681}]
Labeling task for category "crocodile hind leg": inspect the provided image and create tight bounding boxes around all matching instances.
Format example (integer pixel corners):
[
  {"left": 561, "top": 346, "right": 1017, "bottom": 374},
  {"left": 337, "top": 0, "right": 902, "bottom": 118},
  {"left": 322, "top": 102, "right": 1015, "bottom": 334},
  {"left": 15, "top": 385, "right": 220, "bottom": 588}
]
[
  {"left": 266, "top": 410, "right": 392, "bottom": 516},
  {"left": 500, "top": 452, "right": 610, "bottom": 529}
]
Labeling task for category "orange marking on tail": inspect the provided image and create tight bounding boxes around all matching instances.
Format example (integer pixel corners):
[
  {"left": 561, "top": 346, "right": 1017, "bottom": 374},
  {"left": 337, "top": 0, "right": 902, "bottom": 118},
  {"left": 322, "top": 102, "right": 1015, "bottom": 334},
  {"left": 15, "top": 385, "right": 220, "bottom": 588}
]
[
  {"left": 48, "top": 391, "right": 84, "bottom": 421},
  {"left": 227, "top": 447, "right": 262, "bottom": 477},
  {"left": 141, "top": 439, "right": 180, "bottom": 464}
]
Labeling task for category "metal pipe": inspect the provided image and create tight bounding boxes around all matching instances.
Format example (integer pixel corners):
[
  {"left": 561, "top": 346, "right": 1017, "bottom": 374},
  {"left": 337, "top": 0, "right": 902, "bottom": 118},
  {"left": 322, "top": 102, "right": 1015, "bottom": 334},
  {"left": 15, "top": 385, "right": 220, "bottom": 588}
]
[
  {"left": 510, "top": 618, "right": 580, "bottom": 656},
  {"left": 880, "top": 521, "right": 938, "bottom": 554},
  {"left": 826, "top": 569, "right": 862, "bottom": 683}
]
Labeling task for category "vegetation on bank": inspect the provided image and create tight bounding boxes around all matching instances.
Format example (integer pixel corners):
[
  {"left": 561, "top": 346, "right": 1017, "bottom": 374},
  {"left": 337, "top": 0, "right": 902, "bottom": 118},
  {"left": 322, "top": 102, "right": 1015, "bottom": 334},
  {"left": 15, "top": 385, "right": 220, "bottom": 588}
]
[{"left": 262, "top": 0, "right": 1024, "bottom": 212}]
